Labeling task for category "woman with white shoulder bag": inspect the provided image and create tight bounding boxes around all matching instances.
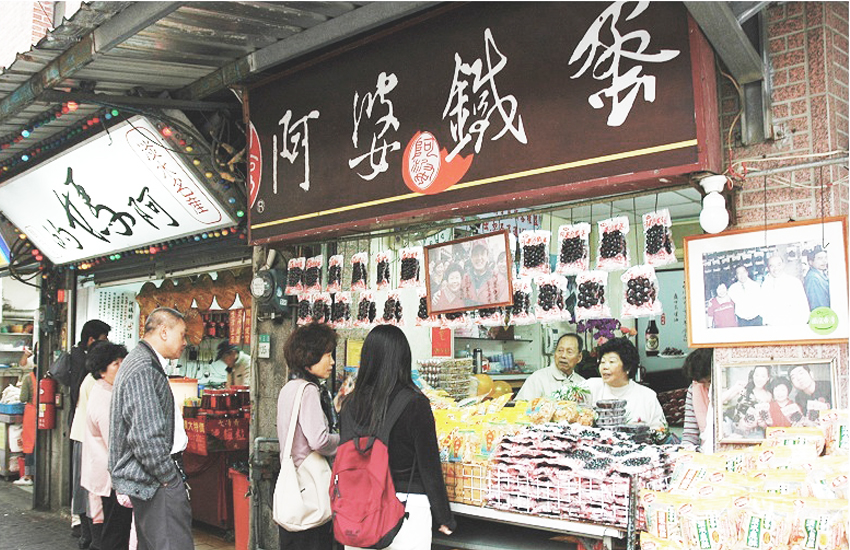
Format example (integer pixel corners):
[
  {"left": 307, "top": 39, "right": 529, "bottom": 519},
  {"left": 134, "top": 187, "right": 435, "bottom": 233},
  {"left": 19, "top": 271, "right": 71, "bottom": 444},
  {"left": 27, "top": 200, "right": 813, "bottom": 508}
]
[{"left": 275, "top": 323, "right": 340, "bottom": 550}]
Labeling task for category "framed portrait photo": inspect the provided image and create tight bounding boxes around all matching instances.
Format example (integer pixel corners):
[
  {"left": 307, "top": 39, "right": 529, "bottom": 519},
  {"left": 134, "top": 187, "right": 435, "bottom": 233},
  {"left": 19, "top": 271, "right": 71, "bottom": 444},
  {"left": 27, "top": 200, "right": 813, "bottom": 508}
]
[
  {"left": 684, "top": 217, "right": 848, "bottom": 347},
  {"left": 424, "top": 230, "right": 514, "bottom": 316},
  {"left": 714, "top": 358, "right": 837, "bottom": 445}
]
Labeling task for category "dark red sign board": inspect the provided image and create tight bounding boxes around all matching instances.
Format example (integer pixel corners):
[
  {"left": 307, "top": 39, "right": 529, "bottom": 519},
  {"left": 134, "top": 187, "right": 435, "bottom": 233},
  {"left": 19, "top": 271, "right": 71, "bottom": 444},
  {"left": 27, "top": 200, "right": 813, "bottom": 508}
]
[{"left": 247, "top": 2, "right": 718, "bottom": 244}]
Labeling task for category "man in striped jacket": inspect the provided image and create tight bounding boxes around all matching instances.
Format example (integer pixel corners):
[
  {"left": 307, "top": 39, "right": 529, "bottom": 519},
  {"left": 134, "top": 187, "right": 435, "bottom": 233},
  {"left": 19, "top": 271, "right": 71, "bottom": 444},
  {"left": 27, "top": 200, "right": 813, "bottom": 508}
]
[{"left": 108, "top": 308, "right": 191, "bottom": 550}]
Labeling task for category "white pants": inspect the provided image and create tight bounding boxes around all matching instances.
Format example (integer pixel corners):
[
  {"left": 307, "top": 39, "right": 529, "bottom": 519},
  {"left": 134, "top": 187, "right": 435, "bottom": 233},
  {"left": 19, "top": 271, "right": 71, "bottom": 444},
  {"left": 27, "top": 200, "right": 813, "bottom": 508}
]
[{"left": 345, "top": 493, "right": 432, "bottom": 550}]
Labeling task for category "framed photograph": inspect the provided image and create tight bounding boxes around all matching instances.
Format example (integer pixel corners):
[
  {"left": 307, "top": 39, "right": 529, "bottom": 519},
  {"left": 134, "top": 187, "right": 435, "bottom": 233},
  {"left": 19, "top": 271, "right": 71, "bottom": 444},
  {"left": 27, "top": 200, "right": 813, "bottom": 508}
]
[
  {"left": 714, "top": 358, "right": 837, "bottom": 445},
  {"left": 684, "top": 217, "right": 848, "bottom": 347},
  {"left": 424, "top": 230, "right": 514, "bottom": 315}
]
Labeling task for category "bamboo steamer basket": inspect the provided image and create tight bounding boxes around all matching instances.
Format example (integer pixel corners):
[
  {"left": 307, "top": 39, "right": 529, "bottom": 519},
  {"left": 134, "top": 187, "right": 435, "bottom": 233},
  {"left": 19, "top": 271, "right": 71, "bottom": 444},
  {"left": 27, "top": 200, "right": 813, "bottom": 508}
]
[{"left": 213, "top": 271, "right": 237, "bottom": 310}]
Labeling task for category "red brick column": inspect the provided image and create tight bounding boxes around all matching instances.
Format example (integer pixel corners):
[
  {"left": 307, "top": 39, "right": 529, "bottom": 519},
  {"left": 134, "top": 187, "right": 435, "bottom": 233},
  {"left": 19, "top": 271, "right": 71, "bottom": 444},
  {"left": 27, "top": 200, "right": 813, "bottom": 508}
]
[{"left": 31, "top": 2, "right": 54, "bottom": 45}]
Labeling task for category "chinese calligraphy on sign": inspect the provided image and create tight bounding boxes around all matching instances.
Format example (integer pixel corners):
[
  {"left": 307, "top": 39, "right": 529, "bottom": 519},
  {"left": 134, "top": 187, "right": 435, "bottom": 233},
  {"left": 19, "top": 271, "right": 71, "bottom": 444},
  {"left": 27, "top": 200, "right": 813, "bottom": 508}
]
[
  {"left": 350, "top": 72, "right": 401, "bottom": 181},
  {"left": 274, "top": 108, "right": 321, "bottom": 192},
  {"left": 569, "top": 1, "right": 680, "bottom": 127},
  {"left": 442, "top": 28, "right": 527, "bottom": 162}
]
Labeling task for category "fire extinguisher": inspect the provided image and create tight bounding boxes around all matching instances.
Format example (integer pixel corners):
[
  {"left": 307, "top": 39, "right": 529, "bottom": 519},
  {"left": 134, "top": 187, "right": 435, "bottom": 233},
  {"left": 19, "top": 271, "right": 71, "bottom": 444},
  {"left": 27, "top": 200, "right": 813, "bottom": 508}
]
[{"left": 38, "top": 376, "right": 56, "bottom": 430}]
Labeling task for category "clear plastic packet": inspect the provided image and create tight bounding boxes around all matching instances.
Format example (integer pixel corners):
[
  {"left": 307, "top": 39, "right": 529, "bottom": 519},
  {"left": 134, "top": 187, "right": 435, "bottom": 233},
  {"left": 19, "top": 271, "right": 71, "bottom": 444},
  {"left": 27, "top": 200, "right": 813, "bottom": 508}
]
[
  {"left": 788, "top": 497, "right": 848, "bottom": 550},
  {"left": 640, "top": 490, "right": 687, "bottom": 544},
  {"left": 355, "top": 291, "right": 377, "bottom": 327},
  {"left": 507, "top": 278, "right": 536, "bottom": 325},
  {"left": 737, "top": 495, "right": 795, "bottom": 550},
  {"left": 763, "top": 427, "right": 826, "bottom": 456},
  {"left": 621, "top": 264, "right": 662, "bottom": 319},
  {"left": 304, "top": 255, "right": 324, "bottom": 292},
  {"left": 311, "top": 292, "right": 331, "bottom": 324},
  {"left": 677, "top": 496, "right": 742, "bottom": 550},
  {"left": 752, "top": 446, "right": 819, "bottom": 471},
  {"left": 351, "top": 252, "right": 368, "bottom": 291},
  {"left": 534, "top": 273, "right": 568, "bottom": 322},
  {"left": 640, "top": 531, "right": 686, "bottom": 550},
  {"left": 380, "top": 290, "right": 404, "bottom": 326},
  {"left": 518, "top": 230, "right": 551, "bottom": 277},
  {"left": 442, "top": 310, "right": 469, "bottom": 329},
  {"left": 556, "top": 223, "right": 591, "bottom": 275},
  {"left": 285, "top": 257, "right": 306, "bottom": 295},
  {"left": 327, "top": 254, "right": 344, "bottom": 294},
  {"left": 643, "top": 209, "right": 676, "bottom": 267},
  {"left": 575, "top": 271, "right": 611, "bottom": 320},
  {"left": 476, "top": 307, "right": 505, "bottom": 327},
  {"left": 296, "top": 292, "right": 312, "bottom": 325},
  {"left": 399, "top": 246, "right": 423, "bottom": 288},
  {"left": 818, "top": 409, "right": 849, "bottom": 456},
  {"left": 330, "top": 292, "right": 352, "bottom": 329},
  {"left": 596, "top": 216, "right": 630, "bottom": 271},
  {"left": 756, "top": 470, "right": 808, "bottom": 497},
  {"left": 415, "top": 288, "right": 441, "bottom": 327},
  {"left": 375, "top": 250, "right": 393, "bottom": 291}
]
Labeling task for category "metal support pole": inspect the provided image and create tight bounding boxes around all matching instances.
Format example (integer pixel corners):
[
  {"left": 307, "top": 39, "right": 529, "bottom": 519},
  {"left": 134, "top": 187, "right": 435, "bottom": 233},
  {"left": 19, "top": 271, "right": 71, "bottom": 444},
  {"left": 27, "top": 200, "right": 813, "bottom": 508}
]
[{"left": 744, "top": 156, "right": 848, "bottom": 177}]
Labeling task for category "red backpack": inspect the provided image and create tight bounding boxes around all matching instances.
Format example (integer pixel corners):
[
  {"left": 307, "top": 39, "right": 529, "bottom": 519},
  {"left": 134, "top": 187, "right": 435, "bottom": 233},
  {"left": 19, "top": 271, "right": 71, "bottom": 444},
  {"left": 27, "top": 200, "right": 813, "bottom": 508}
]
[{"left": 331, "top": 391, "right": 415, "bottom": 549}]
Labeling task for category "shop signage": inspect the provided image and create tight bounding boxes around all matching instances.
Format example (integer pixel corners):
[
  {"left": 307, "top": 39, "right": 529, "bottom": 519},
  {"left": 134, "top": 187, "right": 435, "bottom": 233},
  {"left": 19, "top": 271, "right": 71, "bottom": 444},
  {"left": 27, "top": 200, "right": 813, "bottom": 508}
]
[
  {"left": 248, "top": 1, "right": 715, "bottom": 244},
  {"left": 0, "top": 117, "right": 235, "bottom": 265}
]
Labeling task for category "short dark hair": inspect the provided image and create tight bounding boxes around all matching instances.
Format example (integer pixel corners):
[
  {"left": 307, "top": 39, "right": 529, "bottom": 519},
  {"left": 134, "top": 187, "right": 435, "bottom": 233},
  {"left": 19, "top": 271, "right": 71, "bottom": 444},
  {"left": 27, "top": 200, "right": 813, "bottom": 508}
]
[
  {"left": 556, "top": 333, "right": 583, "bottom": 353},
  {"left": 806, "top": 245, "right": 825, "bottom": 263},
  {"left": 682, "top": 348, "right": 713, "bottom": 382},
  {"left": 596, "top": 337, "right": 640, "bottom": 379},
  {"left": 768, "top": 376, "right": 793, "bottom": 394},
  {"left": 144, "top": 308, "right": 184, "bottom": 334},
  {"left": 444, "top": 263, "right": 463, "bottom": 278},
  {"left": 79, "top": 320, "right": 111, "bottom": 350},
  {"left": 284, "top": 323, "right": 337, "bottom": 380},
  {"left": 86, "top": 341, "right": 128, "bottom": 380}
]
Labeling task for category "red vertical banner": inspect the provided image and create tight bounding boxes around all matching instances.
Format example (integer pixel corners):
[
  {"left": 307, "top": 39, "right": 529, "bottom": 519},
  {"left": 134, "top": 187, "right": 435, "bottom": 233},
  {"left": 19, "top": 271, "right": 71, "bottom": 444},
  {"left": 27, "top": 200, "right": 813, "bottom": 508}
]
[
  {"left": 243, "top": 309, "right": 252, "bottom": 345},
  {"left": 431, "top": 327, "right": 452, "bottom": 357},
  {"left": 229, "top": 309, "right": 244, "bottom": 345}
]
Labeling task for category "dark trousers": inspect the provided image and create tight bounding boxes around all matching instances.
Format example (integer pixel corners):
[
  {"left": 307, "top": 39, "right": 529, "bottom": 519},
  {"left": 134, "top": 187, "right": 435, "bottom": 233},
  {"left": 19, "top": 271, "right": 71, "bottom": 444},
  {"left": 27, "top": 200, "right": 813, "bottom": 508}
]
[
  {"left": 130, "top": 470, "right": 193, "bottom": 550},
  {"left": 737, "top": 315, "right": 763, "bottom": 326},
  {"left": 279, "top": 522, "right": 333, "bottom": 550},
  {"left": 100, "top": 491, "right": 133, "bottom": 550}
]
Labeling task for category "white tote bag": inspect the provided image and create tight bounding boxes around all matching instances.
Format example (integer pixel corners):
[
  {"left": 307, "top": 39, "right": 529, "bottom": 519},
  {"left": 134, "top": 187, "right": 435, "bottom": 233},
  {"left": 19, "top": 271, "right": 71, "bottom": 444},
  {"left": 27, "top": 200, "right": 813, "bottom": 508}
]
[{"left": 273, "top": 381, "right": 333, "bottom": 532}]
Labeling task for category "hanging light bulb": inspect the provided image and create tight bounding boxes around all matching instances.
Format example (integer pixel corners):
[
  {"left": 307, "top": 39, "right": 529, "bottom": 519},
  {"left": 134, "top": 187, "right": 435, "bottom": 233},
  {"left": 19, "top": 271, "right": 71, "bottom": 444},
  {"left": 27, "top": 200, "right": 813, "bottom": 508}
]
[{"left": 699, "top": 175, "right": 730, "bottom": 234}]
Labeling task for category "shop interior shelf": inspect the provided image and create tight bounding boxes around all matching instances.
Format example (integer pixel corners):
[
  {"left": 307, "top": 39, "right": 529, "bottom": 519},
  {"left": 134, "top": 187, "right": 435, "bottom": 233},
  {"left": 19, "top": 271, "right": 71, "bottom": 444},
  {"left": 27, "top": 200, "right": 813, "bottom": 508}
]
[{"left": 455, "top": 337, "right": 533, "bottom": 343}]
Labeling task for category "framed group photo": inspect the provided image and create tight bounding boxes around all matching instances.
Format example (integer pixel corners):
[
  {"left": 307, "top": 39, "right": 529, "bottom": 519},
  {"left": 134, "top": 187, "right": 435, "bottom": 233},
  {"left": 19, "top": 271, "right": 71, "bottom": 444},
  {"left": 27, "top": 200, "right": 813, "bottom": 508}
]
[
  {"left": 684, "top": 217, "right": 848, "bottom": 347},
  {"left": 424, "top": 230, "right": 514, "bottom": 315},
  {"left": 714, "top": 358, "right": 837, "bottom": 445}
]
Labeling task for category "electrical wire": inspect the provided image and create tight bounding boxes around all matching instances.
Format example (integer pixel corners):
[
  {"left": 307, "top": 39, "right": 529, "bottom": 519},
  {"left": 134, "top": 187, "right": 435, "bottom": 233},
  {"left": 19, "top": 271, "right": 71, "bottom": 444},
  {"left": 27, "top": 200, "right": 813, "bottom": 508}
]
[{"left": 716, "top": 63, "right": 744, "bottom": 163}]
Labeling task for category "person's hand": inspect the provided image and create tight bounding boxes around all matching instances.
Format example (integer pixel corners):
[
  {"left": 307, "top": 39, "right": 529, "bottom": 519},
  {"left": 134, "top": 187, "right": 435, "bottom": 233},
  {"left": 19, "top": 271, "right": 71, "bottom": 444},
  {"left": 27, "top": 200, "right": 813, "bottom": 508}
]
[{"left": 438, "top": 525, "right": 453, "bottom": 535}]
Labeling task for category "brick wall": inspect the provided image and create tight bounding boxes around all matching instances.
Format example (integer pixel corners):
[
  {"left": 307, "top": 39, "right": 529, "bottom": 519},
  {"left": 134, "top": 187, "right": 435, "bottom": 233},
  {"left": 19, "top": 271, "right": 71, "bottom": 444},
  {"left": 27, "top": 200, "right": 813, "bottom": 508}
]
[
  {"left": 720, "top": 2, "right": 849, "bottom": 225},
  {"left": 31, "top": 1, "right": 54, "bottom": 44},
  {"left": 715, "top": 3, "right": 848, "bottom": 440}
]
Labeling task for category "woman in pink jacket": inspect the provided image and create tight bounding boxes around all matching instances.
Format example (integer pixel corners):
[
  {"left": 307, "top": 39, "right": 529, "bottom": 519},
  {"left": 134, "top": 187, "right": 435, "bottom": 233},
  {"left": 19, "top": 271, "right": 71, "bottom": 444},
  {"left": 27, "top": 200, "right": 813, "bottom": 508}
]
[{"left": 81, "top": 341, "right": 132, "bottom": 550}]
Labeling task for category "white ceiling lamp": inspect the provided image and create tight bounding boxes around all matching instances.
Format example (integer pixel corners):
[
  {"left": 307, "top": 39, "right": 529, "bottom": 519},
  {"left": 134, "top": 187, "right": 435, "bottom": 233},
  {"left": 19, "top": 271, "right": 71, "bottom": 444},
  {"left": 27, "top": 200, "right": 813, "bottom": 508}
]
[{"left": 699, "top": 174, "right": 730, "bottom": 234}]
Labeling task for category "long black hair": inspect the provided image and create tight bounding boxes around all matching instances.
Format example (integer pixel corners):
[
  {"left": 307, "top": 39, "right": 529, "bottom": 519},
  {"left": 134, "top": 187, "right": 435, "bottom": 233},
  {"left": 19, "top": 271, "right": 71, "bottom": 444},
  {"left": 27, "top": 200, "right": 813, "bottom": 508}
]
[{"left": 341, "top": 325, "right": 417, "bottom": 436}]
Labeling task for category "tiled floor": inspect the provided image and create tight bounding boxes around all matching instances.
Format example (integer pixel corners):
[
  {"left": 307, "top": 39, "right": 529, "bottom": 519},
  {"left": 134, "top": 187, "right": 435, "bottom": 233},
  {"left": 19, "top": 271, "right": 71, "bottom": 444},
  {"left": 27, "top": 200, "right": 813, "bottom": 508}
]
[{"left": 193, "top": 525, "right": 237, "bottom": 550}]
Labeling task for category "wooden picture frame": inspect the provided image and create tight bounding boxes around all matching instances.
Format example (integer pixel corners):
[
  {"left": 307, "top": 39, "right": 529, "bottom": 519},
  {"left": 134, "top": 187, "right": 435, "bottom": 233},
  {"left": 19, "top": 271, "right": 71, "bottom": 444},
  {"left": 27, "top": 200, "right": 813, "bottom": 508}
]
[
  {"left": 714, "top": 358, "right": 837, "bottom": 445},
  {"left": 684, "top": 217, "right": 848, "bottom": 347},
  {"left": 424, "top": 230, "right": 514, "bottom": 316}
]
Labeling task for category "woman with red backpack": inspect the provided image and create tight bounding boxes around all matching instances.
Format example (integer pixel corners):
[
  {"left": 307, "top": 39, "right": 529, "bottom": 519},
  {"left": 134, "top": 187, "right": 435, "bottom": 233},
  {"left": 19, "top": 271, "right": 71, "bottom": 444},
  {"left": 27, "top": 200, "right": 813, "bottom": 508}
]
[{"left": 338, "top": 325, "right": 454, "bottom": 550}]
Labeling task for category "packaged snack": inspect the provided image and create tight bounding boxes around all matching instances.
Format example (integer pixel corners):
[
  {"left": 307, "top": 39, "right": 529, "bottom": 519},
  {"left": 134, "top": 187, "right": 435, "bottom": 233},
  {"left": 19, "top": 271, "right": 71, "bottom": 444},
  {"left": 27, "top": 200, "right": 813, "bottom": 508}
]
[
  {"left": 640, "top": 490, "right": 687, "bottom": 544},
  {"left": 556, "top": 223, "right": 591, "bottom": 275},
  {"left": 327, "top": 254, "right": 344, "bottom": 294},
  {"left": 442, "top": 310, "right": 469, "bottom": 329},
  {"left": 330, "top": 292, "right": 352, "bottom": 329},
  {"left": 285, "top": 257, "right": 306, "bottom": 294},
  {"left": 355, "top": 291, "right": 377, "bottom": 327},
  {"left": 374, "top": 250, "right": 393, "bottom": 290},
  {"left": 526, "top": 398, "right": 556, "bottom": 424},
  {"left": 596, "top": 216, "right": 630, "bottom": 271},
  {"left": 508, "top": 278, "right": 536, "bottom": 325},
  {"left": 296, "top": 292, "right": 312, "bottom": 325},
  {"left": 415, "top": 288, "right": 440, "bottom": 327},
  {"left": 311, "top": 292, "right": 331, "bottom": 324},
  {"left": 753, "top": 446, "right": 819, "bottom": 471},
  {"left": 640, "top": 531, "right": 686, "bottom": 550},
  {"left": 788, "top": 498, "right": 848, "bottom": 550},
  {"left": 380, "top": 290, "right": 403, "bottom": 325},
  {"left": 737, "top": 495, "right": 795, "bottom": 550},
  {"left": 818, "top": 409, "right": 849, "bottom": 456},
  {"left": 764, "top": 427, "right": 826, "bottom": 456},
  {"left": 575, "top": 271, "right": 611, "bottom": 320},
  {"left": 475, "top": 307, "right": 505, "bottom": 327},
  {"left": 678, "top": 496, "right": 742, "bottom": 550},
  {"left": 534, "top": 273, "right": 568, "bottom": 322},
  {"left": 757, "top": 470, "right": 809, "bottom": 497},
  {"left": 399, "top": 246, "right": 423, "bottom": 288},
  {"left": 643, "top": 209, "right": 676, "bottom": 267},
  {"left": 305, "top": 255, "right": 323, "bottom": 292},
  {"left": 804, "top": 464, "right": 849, "bottom": 499},
  {"left": 351, "top": 252, "right": 368, "bottom": 291},
  {"left": 519, "top": 230, "right": 551, "bottom": 277},
  {"left": 620, "top": 264, "right": 662, "bottom": 319}
]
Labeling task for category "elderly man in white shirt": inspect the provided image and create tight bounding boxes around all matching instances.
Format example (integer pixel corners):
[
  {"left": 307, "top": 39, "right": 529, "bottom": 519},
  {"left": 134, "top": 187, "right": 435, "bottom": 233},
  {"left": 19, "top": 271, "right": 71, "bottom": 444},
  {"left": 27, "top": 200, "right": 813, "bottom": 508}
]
[
  {"left": 761, "top": 254, "right": 810, "bottom": 326},
  {"left": 517, "top": 333, "right": 586, "bottom": 401},
  {"left": 728, "top": 265, "right": 763, "bottom": 326}
]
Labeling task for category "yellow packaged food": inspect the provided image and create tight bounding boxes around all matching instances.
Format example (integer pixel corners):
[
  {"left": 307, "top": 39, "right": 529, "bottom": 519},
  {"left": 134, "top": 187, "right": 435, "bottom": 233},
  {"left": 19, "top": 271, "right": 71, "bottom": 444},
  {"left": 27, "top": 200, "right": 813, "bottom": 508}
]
[
  {"left": 669, "top": 451, "right": 730, "bottom": 492},
  {"left": 787, "top": 498, "right": 848, "bottom": 550},
  {"left": 640, "top": 531, "right": 686, "bottom": 550},
  {"left": 669, "top": 469, "right": 751, "bottom": 496},
  {"left": 480, "top": 421, "right": 507, "bottom": 457},
  {"left": 527, "top": 398, "right": 556, "bottom": 424},
  {"left": 737, "top": 495, "right": 795, "bottom": 550},
  {"left": 486, "top": 392, "right": 512, "bottom": 415},
  {"left": 751, "top": 470, "right": 809, "bottom": 497},
  {"left": 576, "top": 406, "right": 595, "bottom": 426},
  {"left": 753, "top": 446, "right": 819, "bottom": 471},
  {"left": 678, "top": 496, "right": 742, "bottom": 550},
  {"left": 639, "top": 490, "right": 688, "bottom": 544},
  {"left": 818, "top": 409, "right": 849, "bottom": 456},
  {"left": 764, "top": 427, "right": 826, "bottom": 456},
  {"left": 552, "top": 400, "right": 579, "bottom": 424}
]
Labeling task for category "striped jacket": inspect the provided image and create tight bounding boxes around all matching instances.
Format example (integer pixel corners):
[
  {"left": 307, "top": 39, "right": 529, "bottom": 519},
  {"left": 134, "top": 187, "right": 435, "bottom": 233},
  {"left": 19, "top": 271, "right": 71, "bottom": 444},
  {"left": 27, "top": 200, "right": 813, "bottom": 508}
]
[{"left": 108, "top": 340, "right": 176, "bottom": 501}]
